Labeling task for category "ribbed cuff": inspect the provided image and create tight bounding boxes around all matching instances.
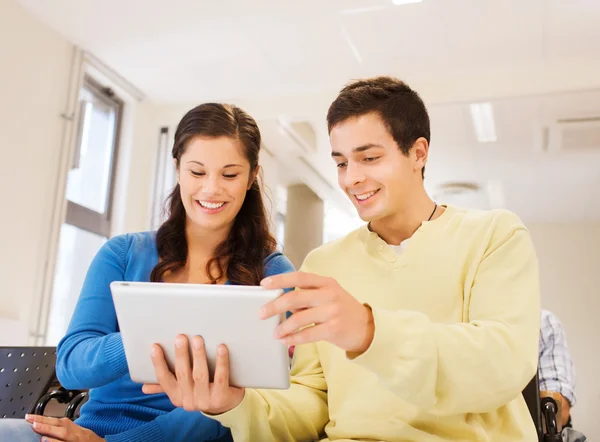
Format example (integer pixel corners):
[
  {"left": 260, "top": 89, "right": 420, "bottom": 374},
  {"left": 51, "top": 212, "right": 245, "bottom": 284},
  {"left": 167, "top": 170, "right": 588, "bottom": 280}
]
[
  {"left": 104, "top": 420, "right": 164, "bottom": 442},
  {"left": 202, "top": 389, "right": 250, "bottom": 430},
  {"left": 104, "top": 333, "right": 129, "bottom": 378}
]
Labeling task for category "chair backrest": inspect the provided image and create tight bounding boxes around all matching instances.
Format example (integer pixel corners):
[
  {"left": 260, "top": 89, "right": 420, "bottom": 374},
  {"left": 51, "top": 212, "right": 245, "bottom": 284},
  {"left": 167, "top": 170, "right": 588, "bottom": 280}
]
[
  {"left": 0, "top": 347, "right": 57, "bottom": 419},
  {"left": 522, "top": 372, "right": 542, "bottom": 440}
]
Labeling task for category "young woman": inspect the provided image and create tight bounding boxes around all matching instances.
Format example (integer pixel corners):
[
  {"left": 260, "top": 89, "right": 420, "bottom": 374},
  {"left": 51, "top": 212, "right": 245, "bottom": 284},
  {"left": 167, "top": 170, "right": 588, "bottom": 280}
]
[{"left": 1, "top": 102, "right": 294, "bottom": 442}]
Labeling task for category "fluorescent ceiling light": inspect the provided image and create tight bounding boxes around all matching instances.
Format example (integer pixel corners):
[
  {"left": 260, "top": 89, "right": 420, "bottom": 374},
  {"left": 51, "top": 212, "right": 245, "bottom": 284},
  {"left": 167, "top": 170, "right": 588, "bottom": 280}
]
[
  {"left": 392, "top": 0, "right": 423, "bottom": 5},
  {"left": 469, "top": 102, "right": 497, "bottom": 143}
]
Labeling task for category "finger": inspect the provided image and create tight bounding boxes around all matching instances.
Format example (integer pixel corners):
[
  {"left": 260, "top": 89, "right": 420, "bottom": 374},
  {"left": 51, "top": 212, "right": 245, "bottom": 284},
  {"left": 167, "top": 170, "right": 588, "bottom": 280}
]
[
  {"left": 141, "top": 383, "right": 165, "bottom": 395},
  {"left": 260, "top": 288, "right": 325, "bottom": 320},
  {"left": 280, "top": 323, "right": 330, "bottom": 346},
  {"left": 191, "top": 336, "right": 210, "bottom": 401},
  {"left": 274, "top": 305, "right": 332, "bottom": 339},
  {"left": 261, "top": 271, "right": 332, "bottom": 291},
  {"left": 151, "top": 344, "right": 181, "bottom": 405},
  {"left": 25, "top": 414, "right": 70, "bottom": 426},
  {"left": 25, "top": 414, "right": 63, "bottom": 425},
  {"left": 174, "top": 335, "right": 194, "bottom": 392},
  {"left": 31, "top": 418, "right": 70, "bottom": 439},
  {"left": 213, "top": 344, "right": 231, "bottom": 391},
  {"left": 39, "top": 438, "right": 62, "bottom": 442}
]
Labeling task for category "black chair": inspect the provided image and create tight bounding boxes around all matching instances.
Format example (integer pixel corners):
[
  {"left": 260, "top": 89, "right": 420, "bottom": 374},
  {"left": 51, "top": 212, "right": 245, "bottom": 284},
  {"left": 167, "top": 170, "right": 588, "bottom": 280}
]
[
  {"left": 540, "top": 396, "right": 563, "bottom": 442},
  {"left": 522, "top": 373, "right": 542, "bottom": 440},
  {"left": 522, "top": 371, "right": 564, "bottom": 442},
  {"left": 0, "top": 346, "right": 88, "bottom": 420}
]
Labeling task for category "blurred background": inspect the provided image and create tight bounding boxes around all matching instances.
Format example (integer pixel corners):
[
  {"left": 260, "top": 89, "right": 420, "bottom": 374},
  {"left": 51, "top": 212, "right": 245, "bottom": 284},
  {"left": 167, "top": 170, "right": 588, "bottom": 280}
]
[{"left": 1, "top": 0, "right": 598, "bottom": 435}]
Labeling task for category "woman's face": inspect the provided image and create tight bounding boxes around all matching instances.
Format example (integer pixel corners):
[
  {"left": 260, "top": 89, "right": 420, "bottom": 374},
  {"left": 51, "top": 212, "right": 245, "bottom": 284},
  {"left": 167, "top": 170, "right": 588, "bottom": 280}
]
[{"left": 177, "top": 136, "right": 257, "bottom": 233}]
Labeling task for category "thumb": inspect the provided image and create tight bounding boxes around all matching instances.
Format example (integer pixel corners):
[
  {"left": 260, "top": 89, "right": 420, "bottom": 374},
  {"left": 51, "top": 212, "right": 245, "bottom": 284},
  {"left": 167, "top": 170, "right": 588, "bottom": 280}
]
[{"left": 142, "top": 383, "right": 164, "bottom": 395}]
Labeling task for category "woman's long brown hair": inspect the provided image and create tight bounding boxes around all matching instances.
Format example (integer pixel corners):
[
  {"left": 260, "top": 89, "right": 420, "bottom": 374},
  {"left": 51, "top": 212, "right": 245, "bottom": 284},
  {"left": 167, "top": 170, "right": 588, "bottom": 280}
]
[{"left": 150, "top": 103, "right": 277, "bottom": 285}]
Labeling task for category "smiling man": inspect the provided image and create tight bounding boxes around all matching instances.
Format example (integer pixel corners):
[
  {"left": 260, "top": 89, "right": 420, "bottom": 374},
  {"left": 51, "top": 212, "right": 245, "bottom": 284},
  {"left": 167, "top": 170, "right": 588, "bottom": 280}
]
[{"left": 150, "top": 77, "right": 541, "bottom": 442}]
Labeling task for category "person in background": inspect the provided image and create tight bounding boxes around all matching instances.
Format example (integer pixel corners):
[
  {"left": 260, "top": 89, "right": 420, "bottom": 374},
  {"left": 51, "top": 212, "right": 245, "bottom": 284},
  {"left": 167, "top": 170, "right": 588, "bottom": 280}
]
[
  {"left": 539, "top": 309, "right": 576, "bottom": 427},
  {"left": 147, "top": 76, "right": 541, "bottom": 442},
  {"left": 0, "top": 102, "right": 294, "bottom": 442}
]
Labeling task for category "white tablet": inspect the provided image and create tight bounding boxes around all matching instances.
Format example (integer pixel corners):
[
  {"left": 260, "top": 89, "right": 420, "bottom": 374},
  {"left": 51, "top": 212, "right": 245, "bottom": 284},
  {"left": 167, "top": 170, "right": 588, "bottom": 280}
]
[{"left": 110, "top": 281, "right": 290, "bottom": 390}]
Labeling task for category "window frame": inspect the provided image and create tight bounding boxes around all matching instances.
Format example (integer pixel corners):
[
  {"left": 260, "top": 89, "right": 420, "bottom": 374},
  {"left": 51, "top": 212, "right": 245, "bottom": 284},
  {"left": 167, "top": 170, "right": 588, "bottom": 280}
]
[{"left": 65, "top": 74, "right": 124, "bottom": 238}]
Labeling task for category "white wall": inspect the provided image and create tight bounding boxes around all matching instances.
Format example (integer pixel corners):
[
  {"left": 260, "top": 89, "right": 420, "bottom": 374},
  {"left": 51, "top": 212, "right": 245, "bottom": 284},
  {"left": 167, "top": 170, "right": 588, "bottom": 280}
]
[
  {"left": 527, "top": 222, "right": 600, "bottom": 437},
  {"left": 0, "top": 0, "right": 157, "bottom": 344},
  {"left": 0, "top": 0, "right": 73, "bottom": 340}
]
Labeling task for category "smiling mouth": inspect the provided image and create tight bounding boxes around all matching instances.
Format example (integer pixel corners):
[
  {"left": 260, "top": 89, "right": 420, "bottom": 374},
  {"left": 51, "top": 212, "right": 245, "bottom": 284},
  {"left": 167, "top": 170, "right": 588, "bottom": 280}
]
[
  {"left": 353, "top": 189, "right": 380, "bottom": 203},
  {"left": 196, "top": 200, "right": 227, "bottom": 211}
]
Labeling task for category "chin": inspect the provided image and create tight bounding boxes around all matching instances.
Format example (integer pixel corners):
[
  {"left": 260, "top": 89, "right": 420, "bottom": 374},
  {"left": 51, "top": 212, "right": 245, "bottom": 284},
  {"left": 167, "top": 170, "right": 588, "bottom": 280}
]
[
  {"left": 355, "top": 208, "right": 380, "bottom": 223},
  {"left": 190, "top": 215, "right": 231, "bottom": 231}
]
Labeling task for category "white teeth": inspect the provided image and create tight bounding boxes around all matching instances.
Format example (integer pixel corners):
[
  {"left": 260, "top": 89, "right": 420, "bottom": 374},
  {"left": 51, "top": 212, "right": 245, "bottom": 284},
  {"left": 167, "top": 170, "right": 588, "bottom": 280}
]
[
  {"left": 198, "top": 201, "right": 225, "bottom": 209},
  {"left": 356, "top": 191, "right": 376, "bottom": 201}
]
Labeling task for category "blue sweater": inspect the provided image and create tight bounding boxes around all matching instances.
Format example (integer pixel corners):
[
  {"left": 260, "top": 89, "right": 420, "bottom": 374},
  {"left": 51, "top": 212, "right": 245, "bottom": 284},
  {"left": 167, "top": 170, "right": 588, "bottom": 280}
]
[{"left": 55, "top": 232, "right": 295, "bottom": 442}]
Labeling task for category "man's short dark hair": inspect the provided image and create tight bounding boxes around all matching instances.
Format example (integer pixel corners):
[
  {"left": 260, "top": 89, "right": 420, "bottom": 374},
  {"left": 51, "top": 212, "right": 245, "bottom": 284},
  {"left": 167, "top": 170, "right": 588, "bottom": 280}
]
[{"left": 326, "top": 76, "right": 430, "bottom": 177}]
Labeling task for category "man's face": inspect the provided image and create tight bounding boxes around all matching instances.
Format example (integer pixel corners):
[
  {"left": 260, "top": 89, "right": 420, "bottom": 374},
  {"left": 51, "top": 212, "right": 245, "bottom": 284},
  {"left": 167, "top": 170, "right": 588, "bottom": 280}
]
[{"left": 329, "top": 112, "right": 427, "bottom": 222}]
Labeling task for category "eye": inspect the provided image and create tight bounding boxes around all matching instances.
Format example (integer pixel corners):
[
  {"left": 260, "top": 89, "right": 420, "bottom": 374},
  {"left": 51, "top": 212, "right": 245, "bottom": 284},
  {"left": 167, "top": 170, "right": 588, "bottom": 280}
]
[
  {"left": 190, "top": 171, "right": 205, "bottom": 177},
  {"left": 223, "top": 174, "right": 238, "bottom": 179},
  {"left": 363, "top": 156, "right": 379, "bottom": 163},
  {"left": 336, "top": 162, "right": 347, "bottom": 169}
]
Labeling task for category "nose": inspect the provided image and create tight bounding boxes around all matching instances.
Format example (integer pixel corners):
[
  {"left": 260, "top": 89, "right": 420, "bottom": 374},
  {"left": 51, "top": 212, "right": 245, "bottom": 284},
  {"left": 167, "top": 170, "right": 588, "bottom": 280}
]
[
  {"left": 343, "top": 161, "right": 365, "bottom": 188},
  {"left": 201, "top": 174, "right": 222, "bottom": 196}
]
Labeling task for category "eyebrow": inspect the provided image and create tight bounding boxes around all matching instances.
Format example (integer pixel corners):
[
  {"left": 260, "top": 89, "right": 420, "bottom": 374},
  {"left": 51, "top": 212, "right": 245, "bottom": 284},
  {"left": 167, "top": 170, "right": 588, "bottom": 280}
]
[
  {"left": 331, "top": 143, "right": 385, "bottom": 157},
  {"left": 186, "top": 161, "right": 243, "bottom": 168}
]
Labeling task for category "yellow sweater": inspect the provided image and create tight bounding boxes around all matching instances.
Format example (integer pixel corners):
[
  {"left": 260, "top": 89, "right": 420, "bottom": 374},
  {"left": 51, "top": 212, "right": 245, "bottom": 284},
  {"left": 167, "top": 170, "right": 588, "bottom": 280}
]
[{"left": 212, "top": 206, "right": 541, "bottom": 441}]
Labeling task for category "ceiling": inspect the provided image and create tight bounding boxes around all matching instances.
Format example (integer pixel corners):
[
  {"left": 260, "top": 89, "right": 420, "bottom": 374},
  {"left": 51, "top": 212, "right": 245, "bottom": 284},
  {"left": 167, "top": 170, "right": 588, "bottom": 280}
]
[
  {"left": 14, "top": 0, "right": 600, "bottom": 223},
  {"left": 15, "top": 0, "right": 600, "bottom": 104},
  {"left": 425, "top": 90, "right": 600, "bottom": 223}
]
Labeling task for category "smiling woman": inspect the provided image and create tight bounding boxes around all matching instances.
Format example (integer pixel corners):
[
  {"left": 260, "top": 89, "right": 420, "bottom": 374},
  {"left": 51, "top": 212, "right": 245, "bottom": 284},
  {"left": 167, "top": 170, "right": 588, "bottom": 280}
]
[
  {"left": 151, "top": 103, "right": 275, "bottom": 286},
  {"left": 0, "top": 102, "right": 295, "bottom": 442}
]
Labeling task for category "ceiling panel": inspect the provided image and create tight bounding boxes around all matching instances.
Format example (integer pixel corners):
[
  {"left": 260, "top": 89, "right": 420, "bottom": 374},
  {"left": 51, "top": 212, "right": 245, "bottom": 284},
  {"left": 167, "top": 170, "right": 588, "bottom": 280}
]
[
  {"left": 539, "top": 90, "right": 600, "bottom": 121},
  {"left": 340, "top": 0, "right": 545, "bottom": 72},
  {"left": 237, "top": 11, "right": 358, "bottom": 90},
  {"left": 543, "top": 0, "right": 600, "bottom": 62}
]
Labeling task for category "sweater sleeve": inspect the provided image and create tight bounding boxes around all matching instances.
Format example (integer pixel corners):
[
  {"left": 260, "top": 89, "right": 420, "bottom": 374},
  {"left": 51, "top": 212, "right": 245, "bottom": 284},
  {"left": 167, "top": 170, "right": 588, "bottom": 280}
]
[
  {"left": 208, "top": 342, "right": 329, "bottom": 442},
  {"left": 207, "top": 256, "right": 329, "bottom": 441},
  {"left": 263, "top": 252, "right": 295, "bottom": 281},
  {"left": 350, "top": 213, "right": 541, "bottom": 415},
  {"left": 55, "top": 235, "right": 130, "bottom": 389},
  {"left": 538, "top": 312, "right": 576, "bottom": 406},
  {"left": 104, "top": 408, "right": 231, "bottom": 442}
]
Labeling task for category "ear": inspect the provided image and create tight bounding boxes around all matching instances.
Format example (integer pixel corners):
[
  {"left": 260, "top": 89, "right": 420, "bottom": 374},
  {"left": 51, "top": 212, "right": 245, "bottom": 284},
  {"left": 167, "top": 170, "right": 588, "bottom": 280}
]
[
  {"left": 248, "top": 165, "right": 260, "bottom": 190},
  {"left": 411, "top": 137, "right": 429, "bottom": 176},
  {"left": 174, "top": 158, "right": 180, "bottom": 184}
]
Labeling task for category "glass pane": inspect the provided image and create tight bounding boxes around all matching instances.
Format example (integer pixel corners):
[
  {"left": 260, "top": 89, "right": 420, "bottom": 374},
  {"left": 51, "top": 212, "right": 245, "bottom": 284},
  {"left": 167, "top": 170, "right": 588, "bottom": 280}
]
[
  {"left": 46, "top": 223, "right": 106, "bottom": 345},
  {"left": 276, "top": 212, "right": 286, "bottom": 250},
  {"left": 65, "top": 88, "right": 117, "bottom": 214}
]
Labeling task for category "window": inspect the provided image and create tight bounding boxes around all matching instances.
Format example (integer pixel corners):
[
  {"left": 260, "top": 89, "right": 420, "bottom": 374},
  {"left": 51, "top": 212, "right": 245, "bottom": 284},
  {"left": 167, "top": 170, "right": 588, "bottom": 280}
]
[
  {"left": 150, "top": 127, "right": 176, "bottom": 230},
  {"left": 45, "top": 76, "right": 123, "bottom": 345},
  {"left": 275, "top": 211, "right": 286, "bottom": 250},
  {"left": 274, "top": 186, "right": 288, "bottom": 250}
]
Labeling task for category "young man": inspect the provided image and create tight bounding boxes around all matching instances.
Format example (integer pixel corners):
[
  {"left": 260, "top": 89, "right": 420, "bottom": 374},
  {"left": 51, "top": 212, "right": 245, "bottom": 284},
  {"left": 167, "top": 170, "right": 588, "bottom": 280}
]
[{"left": 146, "top": 76, "right": 541, "bottom": 441}]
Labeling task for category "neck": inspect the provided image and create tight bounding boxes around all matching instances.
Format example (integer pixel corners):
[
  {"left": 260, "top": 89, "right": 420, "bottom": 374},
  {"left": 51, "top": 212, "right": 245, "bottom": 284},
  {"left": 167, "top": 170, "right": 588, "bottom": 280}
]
[
  {"left": 185, "top": 218, "right": 232, "bottom": 266},
  {"left": 369, "top": 187, "right": 439, "bottom": 245}
]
